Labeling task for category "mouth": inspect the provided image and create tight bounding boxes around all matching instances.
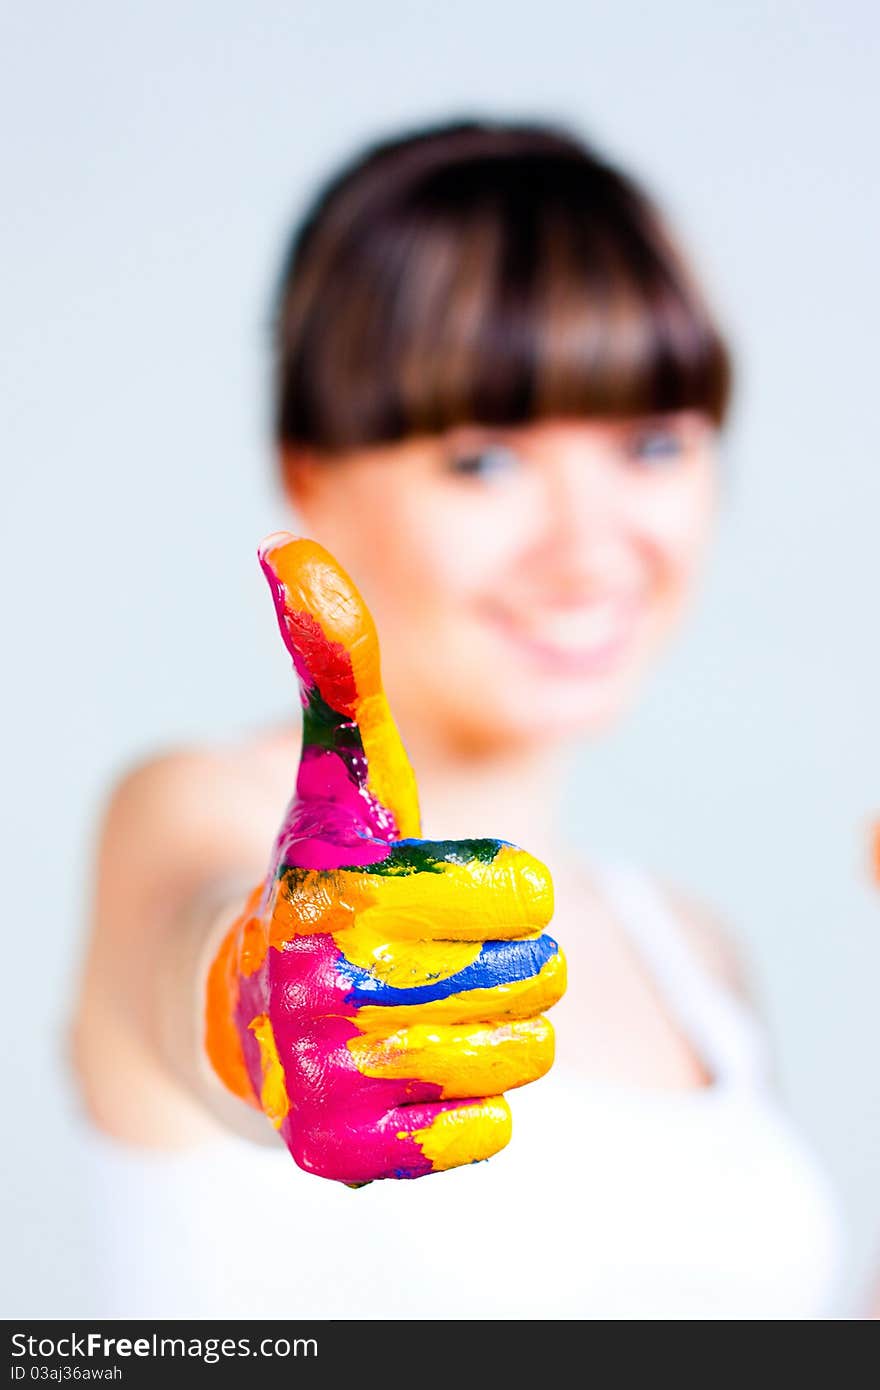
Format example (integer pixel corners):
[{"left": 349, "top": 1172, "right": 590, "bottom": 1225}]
[{"left": 483, "top": 598, "right": 641, "bottom": 676}]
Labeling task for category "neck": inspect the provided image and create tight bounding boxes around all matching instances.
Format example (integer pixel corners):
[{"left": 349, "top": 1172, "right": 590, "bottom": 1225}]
[{"left": 396, "top": 721, "right": 568, "bottom": 867}]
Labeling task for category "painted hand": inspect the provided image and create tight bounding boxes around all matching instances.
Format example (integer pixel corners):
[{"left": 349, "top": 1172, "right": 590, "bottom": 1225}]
[{"left": 205, "top": 534, "right": 566, "bottom": 1183}]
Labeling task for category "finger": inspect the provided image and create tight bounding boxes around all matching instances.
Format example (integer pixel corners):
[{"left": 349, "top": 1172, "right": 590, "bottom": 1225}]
[
  {"left": 287, "top": 1096, "right": 513, "bottom": 1183},
  {"left": 394, "top": 1096, "right": 513, "bottom": 1174},
  {"left": 348, "top": 839, "right": 554, "bottom": 940},
  {"left": 225, "top": 915, "right": 564, "bottom": 1027},
  {"left": 346, "top": 1017, "right": 555, "bottom": 1099},
  {"left": 350, "top": 941, "right": 567, "bottom": 1029},
  {"left": 340, "top": 930, "right": 564, "bottom": 1010},
  {"left": 258, "top": 532, "right": 420, "bottom": 842},
  {"left": 271, "top": 839, "right": 554, "bottom": 944}
]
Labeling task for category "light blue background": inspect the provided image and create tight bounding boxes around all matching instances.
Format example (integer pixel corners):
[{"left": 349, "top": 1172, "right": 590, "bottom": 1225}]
[{"left": 2, "top": 0, "right": 878, "bottom": 1314}]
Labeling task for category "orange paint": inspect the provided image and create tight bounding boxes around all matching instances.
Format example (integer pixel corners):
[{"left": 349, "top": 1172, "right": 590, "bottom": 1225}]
[{"left": 204, "top": 886, "right": 263, "bottom": 1106}]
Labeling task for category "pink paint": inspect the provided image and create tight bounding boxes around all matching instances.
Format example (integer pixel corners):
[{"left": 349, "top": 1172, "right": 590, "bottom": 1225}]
[{"left": 265, "top": 748, "right": 395, "bottom": 879}]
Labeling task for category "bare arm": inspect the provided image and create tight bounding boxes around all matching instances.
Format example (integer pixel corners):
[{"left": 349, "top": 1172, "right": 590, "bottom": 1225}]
[{"left": 69, "top": 749, "right": 282, "bottom": 1148}]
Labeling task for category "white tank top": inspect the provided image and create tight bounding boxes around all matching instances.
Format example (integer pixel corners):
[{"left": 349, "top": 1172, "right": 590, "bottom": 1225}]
[{"left": 82, "top": 863, "right": 843, "bottom": 1319}]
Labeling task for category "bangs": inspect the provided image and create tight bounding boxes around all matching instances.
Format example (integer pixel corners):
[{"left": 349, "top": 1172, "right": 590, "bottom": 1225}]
[{"left": 276, "top": 142, "right": 731, "bottom": 451}]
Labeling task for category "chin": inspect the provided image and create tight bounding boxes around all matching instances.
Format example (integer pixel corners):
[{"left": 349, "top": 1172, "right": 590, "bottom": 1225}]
[{"left": 527, "top": 699, "right": 628, "bottom": 744}]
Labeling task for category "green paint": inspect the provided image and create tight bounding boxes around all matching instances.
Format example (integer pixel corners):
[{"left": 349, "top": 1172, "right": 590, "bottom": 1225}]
[
  {"left": 277, "top": 837, "right": 509, "bottom": 882},
  {"left": 301, "top": 684, "right": 365, "bottom": 761},
  {"left": 337, "top": 838, "right": 506, "bottom": 876}
]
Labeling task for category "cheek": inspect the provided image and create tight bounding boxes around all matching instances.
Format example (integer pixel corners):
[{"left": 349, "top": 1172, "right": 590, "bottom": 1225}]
[
  {"left": 380, "top": 486, "right": 531, "bottom": 616},
  {"left": 300, "top": 477, "right": 518, "bottom": 644},
  {"left": 638, "top": 474, "right": 715, "bottom": 610}
]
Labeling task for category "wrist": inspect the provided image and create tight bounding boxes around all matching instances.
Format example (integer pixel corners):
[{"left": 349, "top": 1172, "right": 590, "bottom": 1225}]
[
  {"left": 202, "top": 883, "right": 263, "bottom": 1106},
  {"left": 158, "top": 877, "right": 278, "bottom": 1146}
]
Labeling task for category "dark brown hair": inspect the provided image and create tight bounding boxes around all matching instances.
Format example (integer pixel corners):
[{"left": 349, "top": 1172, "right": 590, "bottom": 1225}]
[{"left": 273, "top": 120, "right": 731, "bottom": 452}]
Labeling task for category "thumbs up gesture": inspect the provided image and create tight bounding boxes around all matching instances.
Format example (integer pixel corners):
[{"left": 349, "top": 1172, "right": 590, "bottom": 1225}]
[{"left": 205, "top": 535, "right": 566, "bottom": 1183}]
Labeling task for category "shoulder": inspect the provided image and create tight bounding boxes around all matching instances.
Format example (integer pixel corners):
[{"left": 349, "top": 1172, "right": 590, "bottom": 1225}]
[
  {"left": 92, "top": 749, "right": 235, "bottom": 891},
  {"left": 102, "top": 747, "right": 227, "bottom": 826},
  {"left": 99, "top": 725, "right": 297, "bottom": 849},
  {"left": 657, "top": 881, "right": 758, "bottom": 1009},
  {"left": 105, "top": 740, "right": 254, "bottom": 814}
]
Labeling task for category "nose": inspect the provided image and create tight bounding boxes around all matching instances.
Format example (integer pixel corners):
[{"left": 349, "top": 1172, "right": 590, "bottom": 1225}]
[{"left": 531, "top": 448, "right": 633, "bottom": 595}]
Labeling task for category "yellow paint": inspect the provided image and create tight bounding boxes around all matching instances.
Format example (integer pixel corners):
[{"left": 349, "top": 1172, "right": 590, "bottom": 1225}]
[
  {"left": 356, "top": 689, "right": 420, "bottom": 841},
  {"left": 331, "top": 921, "right": 483, "bottom": 988},
  {"left": 353, "top": 950, "right": 567, "bottom": 1031},
  {"left": 342, "top": 845, "right": 553, "bottom": 943},
  {"left": 248, "top": 1014, "right": 291, "bottom": 1128},
  {"left": 348, "top": 1017, "right": 554, "bottom": 1098},
  {"left": 402, "top": 1097, "right": 513, "bottom": 1170}
]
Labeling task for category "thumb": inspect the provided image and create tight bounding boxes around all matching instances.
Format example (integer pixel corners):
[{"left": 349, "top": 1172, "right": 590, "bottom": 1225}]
[{"left": 259, "top": 533, "right": 420, "bottom": 843}]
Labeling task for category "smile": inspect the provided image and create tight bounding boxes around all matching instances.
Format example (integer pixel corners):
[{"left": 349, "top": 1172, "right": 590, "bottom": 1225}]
[{"left": 485, "top": 600, "right": 640, "bottom": 676}]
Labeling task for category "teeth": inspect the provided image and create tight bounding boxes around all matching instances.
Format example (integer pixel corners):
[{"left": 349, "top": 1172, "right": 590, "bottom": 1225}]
[{"left": 516, "top": 604, "right": 632, "bottom": 650}]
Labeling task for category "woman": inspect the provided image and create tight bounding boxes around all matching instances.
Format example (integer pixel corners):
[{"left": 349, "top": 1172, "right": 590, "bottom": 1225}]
[{"left": 72, "top": 120, "right": 842, "bottom": 1318}]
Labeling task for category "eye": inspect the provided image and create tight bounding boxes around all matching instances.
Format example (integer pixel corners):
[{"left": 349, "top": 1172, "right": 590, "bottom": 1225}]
[
  {"left": 445, "top": 444, "right": 522, "bottom": 480},
  {"left": 626, "top": 425, "right": 686, "bottom": 465}
]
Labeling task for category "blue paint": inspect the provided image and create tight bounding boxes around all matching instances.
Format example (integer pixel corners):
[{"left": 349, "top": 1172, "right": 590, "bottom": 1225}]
[{"left": 342, "top": 933, "right": 558, "bottom": 1006}]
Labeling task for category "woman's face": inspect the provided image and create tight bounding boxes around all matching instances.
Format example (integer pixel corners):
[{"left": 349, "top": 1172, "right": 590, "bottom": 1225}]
[{"left": 286, "top": 414, "right": 717, "bottom": 753}]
